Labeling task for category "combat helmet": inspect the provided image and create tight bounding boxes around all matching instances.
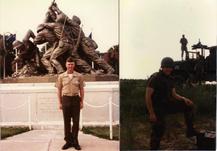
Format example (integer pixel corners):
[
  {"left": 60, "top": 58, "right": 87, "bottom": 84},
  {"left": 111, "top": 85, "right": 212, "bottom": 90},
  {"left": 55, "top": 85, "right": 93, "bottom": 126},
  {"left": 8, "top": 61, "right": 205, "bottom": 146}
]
[
  {"left": 72, "top": 15, "right": 81, "bottom": 25},
  {"left": 12, "top": 40, "right": 23, "bottom": 49},
  {"left": 161, "top": 57, "right": 174, "bottom": 68}
]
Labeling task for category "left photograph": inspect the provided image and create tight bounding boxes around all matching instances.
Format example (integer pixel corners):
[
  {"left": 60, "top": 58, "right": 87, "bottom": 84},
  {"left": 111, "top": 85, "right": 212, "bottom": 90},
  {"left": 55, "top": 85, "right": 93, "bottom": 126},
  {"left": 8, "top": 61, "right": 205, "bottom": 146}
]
[{"left": 0, "top": 0, "right": 119, "bottom": 151}]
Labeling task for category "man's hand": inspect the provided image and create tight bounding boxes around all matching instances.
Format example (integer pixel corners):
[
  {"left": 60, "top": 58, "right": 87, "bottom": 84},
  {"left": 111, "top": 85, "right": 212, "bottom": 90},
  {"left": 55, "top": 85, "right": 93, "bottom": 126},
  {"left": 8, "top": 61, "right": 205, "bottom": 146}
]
[
  {"left": 51, "top": 3, "right": 61, "bottom": 14},
  {"left": 80, "top": 101, "right": 83, "bottom": 109},
  {"left": 59, "top": 104, "right": 62, "bottom": 110},
  {"left": 183, "top": 97, "right": 193, "bottom": 106},
  {"left": 149, "top": 113, "right": 157, "bottom": 123},
  {"left": 52, "top": 2, "right": 57, "bottom": 7}
]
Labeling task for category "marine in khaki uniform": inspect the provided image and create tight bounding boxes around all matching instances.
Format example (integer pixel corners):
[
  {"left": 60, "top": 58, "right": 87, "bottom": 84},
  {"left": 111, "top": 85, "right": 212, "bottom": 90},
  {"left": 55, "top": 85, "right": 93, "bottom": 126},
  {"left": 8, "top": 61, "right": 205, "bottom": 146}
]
[{"left": 56, "top": 56, "right": 84, "bottom": 150}]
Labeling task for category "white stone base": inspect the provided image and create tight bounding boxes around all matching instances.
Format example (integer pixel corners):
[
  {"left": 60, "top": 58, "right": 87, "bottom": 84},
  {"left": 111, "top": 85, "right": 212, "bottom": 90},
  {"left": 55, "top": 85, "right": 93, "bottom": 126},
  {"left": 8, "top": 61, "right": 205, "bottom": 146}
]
[{"left": 0, "top": 82, "right": 119, "bottom": 129}]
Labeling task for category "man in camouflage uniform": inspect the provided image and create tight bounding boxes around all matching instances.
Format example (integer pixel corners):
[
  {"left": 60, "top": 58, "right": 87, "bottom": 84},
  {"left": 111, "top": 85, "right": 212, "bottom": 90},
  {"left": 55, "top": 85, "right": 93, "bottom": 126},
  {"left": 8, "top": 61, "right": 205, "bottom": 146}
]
[{"left": 50, "top": 3, "right": 114, "bottom": 74}]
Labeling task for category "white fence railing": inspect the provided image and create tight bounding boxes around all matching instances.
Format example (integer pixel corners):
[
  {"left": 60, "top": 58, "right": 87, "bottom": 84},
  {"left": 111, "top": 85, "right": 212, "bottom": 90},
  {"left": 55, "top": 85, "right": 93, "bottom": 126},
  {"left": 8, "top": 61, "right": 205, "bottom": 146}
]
[
  {"left": 82, "top": 97, "right": 119, "bottom": 139},
  {"left": 0, "top": 95, "right": 32, "bottom": 130},
  {"left": 0, "top": 96, "right": 119, "bottom": 140}
]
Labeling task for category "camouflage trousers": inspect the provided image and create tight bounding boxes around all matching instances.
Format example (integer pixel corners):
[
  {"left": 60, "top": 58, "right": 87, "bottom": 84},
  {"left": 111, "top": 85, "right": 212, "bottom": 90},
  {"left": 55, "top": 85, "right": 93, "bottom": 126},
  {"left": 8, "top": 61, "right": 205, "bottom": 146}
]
[{"left": 150, "top": 100, "right": 194, "bottom": 150}]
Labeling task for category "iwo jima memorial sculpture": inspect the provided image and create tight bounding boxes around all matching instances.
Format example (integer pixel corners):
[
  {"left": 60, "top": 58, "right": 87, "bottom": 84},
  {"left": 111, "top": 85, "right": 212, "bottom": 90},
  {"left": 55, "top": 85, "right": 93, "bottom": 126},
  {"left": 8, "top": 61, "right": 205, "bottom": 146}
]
[{"left": 0, "top": 1, "right": 119, "bottom": 83}]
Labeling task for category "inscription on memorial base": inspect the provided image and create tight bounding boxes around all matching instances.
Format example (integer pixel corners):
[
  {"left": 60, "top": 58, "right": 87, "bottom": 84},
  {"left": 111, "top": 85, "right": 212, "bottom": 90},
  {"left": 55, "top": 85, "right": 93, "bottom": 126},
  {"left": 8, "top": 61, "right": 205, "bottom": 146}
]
[{"left": 37, "top": 94, "right": 62, "bottom": 121}]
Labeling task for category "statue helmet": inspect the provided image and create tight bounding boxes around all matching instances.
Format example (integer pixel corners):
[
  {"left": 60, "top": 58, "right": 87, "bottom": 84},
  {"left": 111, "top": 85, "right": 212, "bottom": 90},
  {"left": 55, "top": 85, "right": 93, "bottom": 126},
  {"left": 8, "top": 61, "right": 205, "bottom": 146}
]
[
  {"left": 56, "top": 13, "right": 66, "bottom": 23},
  {"left": 12, "top": 40, "right": 23, "bottom": 49},
  {"left": 161, "top": 57, "right": 174, "bottom": 68},
  {"left": 37, "top": 24, "right": 45, "bottom": 33},
  {"left": 72, "top": 15, "right": 81, "bottom": 25}
]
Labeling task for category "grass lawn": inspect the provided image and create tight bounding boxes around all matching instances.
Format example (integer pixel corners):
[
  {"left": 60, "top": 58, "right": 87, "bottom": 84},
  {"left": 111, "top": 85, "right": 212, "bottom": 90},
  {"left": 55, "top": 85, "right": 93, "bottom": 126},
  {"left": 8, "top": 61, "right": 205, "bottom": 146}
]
[
  {"left": 1, "top": 126, "right": 30, "bottom": 139},
  {"left": 82, "top": 125, "right": 119, "bottom": 140},
  {"left": 120, "top": 115, "right": 215, "bottom": 150},
  {"left": 120, "top": 79, "right": 216, "bottom": 150},
  {"left": 1, "top": 126, "right": 119, "bottom": 141}
]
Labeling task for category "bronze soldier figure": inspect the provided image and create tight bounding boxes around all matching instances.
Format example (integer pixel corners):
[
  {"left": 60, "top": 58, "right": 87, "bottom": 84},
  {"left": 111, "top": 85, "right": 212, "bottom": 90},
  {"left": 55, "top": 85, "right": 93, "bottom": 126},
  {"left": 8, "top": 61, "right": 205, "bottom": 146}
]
[
  {"left": 35, "top": 5, "right": 93, "bottom": 74},
  {"left": 12, "top": 30, "right": 40, "bottom": 70},
  {"left": 35, "top": 22, "right": 93, "bottom": 74},
  {"left": 51, "top": 3, "right": 115, "bottom": 74},
  {"left": 40, "top": 21, "right": 91, "bottom": 74},
  {"left": 34, "top": 24, "right": 59, "bottom": 74}
]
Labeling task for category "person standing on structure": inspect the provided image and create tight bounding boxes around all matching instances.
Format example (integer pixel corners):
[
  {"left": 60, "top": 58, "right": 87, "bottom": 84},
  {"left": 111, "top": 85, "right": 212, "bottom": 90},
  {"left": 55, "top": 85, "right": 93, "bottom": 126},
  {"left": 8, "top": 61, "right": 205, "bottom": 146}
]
[{"left": 180, "top": 34, "right": 188, "bottom": 60}]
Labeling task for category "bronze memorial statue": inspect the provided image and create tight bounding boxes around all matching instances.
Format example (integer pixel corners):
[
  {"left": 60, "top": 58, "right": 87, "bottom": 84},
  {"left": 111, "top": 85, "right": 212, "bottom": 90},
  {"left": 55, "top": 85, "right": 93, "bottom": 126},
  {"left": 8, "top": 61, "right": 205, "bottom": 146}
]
[
  {"left": 1, "top": 1, "right": 117, "bottom": 78},
  {"left": 12, "top": 30, "right": 41, "bottom": 77}
]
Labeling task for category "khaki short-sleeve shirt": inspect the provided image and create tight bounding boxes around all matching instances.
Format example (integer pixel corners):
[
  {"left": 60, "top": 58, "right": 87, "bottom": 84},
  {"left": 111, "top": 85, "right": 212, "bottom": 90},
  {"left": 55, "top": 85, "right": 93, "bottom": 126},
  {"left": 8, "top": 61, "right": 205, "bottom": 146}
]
[{"left": 55, "top": 71, "right": 85, "bottom": 96}]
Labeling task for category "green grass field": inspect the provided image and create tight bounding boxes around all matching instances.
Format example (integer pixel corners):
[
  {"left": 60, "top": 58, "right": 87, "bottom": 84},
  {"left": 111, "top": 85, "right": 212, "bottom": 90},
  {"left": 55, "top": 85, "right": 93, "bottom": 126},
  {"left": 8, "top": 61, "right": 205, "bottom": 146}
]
[
  {"left": 120, "top": 79, "right": 216, "bottom": 150},
  {"left": 1, "top": 126, "right": 30, "bottom": 139},
  {"left": 82, "top": 125, "right": 119, "bottom": 140},
  {"left": 121, "top": 114, "right": 215, "bottom": 150}
]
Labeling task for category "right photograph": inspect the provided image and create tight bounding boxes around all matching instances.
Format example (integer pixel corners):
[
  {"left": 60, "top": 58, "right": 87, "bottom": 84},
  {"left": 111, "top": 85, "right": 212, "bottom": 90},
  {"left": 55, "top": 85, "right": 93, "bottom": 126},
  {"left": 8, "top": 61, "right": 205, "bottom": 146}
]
[{"left": 120, "top": 0, "right": 216, "bottom": 150}]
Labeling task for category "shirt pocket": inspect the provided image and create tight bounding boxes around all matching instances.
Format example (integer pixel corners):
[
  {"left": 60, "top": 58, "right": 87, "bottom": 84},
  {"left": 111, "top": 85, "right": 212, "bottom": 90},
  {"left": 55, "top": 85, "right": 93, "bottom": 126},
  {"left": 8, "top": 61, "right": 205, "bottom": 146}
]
[
  {"left": 72, "top": 78, "right": 79, "bottom": 86},
  {"left": 62, "top": 77, "right": 71, "bottom": 86}
]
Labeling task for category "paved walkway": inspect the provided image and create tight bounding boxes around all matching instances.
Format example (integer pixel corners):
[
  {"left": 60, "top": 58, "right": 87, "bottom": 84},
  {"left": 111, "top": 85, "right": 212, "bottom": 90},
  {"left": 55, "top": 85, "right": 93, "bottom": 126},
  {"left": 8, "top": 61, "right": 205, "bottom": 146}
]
[{"left": 0, "top": 130, "right": 119, "bottom": 151}]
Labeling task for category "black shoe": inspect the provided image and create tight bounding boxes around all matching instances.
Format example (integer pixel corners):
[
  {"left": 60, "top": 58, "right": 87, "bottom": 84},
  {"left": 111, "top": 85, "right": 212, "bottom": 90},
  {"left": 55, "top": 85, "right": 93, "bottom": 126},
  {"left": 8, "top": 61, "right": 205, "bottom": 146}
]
[
  {"left": 62, "top": 142, "right": 73, "bottom": 150},
  {"left": 186, "top": 129, "right": 199, "bottom": 138},
  {"left": 74, "top": 144, "right": 81, "bottom": 150}
]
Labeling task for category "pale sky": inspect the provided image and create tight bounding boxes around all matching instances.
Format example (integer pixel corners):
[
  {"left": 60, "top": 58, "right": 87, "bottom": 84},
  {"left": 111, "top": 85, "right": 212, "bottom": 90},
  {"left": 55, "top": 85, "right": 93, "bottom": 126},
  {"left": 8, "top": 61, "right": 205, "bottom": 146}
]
[
  {"left": 0, "top": 0, "right": 118, "bottom": 52},
  {"left": 120, "top": 0, "right": 217, "bottom": 79},
  {"left": 1, "top": 0, "right": 216, "bottom": 79}
]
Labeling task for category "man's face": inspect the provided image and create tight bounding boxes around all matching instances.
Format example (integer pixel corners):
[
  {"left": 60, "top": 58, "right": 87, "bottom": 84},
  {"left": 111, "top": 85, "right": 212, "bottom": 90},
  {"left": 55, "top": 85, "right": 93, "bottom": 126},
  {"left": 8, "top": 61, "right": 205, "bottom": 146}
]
[
  {"left": 66, "top": 61, "right": 75, "bottom": 72},
  {"left": 162, "top": 67, "right": 173, "bottom": 75}
]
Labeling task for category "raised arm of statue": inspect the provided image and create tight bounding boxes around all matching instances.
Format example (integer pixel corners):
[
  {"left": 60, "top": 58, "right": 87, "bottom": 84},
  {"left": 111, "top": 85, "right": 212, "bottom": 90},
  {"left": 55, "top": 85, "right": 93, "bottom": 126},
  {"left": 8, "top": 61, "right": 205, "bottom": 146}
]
[
  {"left": 43, "top": 22, "right": 56, "bottom": 30},
  {"left": 23, "top": 29, "right": 35, "bottom": 42},
  {"left": 51, "top": 4, "right": 79, "bottom": 27},
  {"left": 51, "top": 4, "right": 62, "bottom": 15},
  {"left": 44, "top": 8, "right": 57, "bottom": 23}
]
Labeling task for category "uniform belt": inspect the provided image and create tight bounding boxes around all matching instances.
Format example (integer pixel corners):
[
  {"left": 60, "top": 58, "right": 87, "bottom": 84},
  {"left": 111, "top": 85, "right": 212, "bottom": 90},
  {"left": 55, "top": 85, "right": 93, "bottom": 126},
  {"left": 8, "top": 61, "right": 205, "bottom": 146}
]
[{"left": 63, "top": 94, "right": 79, "bottom": 97}]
